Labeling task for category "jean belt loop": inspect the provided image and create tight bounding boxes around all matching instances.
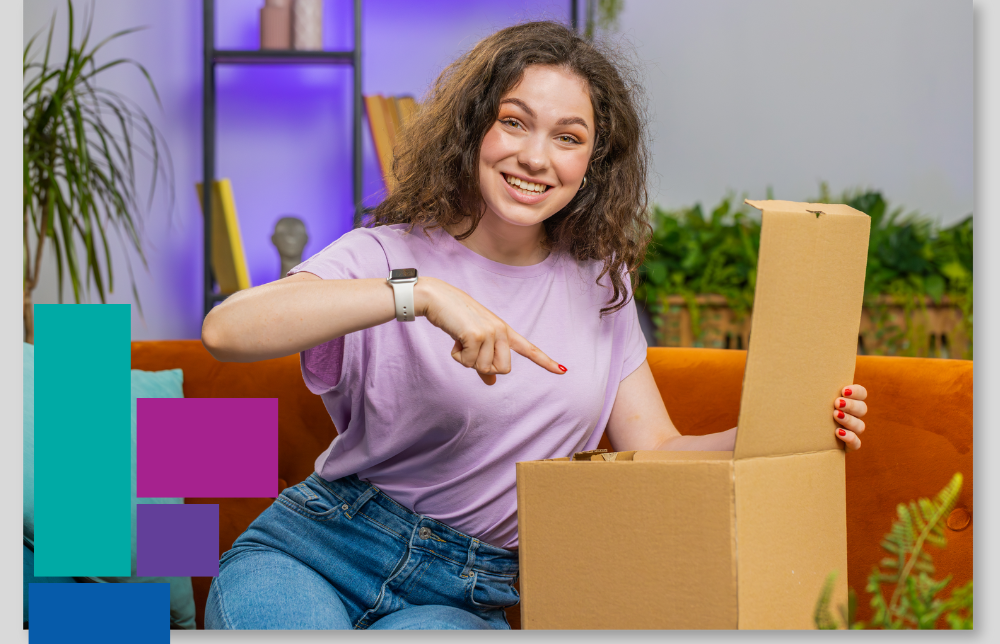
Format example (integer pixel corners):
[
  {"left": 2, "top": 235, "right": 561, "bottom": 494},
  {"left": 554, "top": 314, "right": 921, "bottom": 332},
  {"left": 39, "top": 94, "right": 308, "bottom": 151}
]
[
  {"left": 344, "top": 484, "right": 379, "bottom": 520},
  {"left": 460, "top": 538, "right": 480, "bottom": 579}
]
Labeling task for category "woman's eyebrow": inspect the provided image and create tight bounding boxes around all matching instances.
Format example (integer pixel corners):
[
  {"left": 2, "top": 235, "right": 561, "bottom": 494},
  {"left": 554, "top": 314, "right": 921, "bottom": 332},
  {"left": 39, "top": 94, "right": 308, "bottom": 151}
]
[
  {"left": 500, "top": 97, "right": 534, "bottom": 117},
  {"left": 556, "top": 116, "right": 589, "bottom": 131},
  {"left": 500, "top": 98, "right": 590, "bottom": 132}
]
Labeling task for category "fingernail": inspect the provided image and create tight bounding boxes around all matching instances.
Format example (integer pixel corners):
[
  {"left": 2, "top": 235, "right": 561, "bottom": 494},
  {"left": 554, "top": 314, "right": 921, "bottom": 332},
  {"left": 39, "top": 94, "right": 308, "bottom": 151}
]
[
  {"left": 837, "top": 411, "right": 845, "bottom": 419},
  {"left": 839, "top": 399, "right": 847, "bottom": 408},
  {"left": 838, "top": 429, "right": 846, "bottom": 437},
  {"left": 558, "top": 365, "right": 567, "bottom": 372},
  {"left": 844, "top": 388, "right": 853, "bottom": 397}
]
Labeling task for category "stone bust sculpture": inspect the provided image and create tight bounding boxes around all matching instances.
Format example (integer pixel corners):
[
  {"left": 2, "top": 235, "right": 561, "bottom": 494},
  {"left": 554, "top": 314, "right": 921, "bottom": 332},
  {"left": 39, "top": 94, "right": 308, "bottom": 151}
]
[{"left": 271, "top": 216, "right": 309, "bottom": 279}]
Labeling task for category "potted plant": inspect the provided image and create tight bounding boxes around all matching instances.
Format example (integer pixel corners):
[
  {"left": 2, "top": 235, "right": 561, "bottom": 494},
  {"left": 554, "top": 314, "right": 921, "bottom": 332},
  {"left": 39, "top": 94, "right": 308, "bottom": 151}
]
[
  {"left": 637, "top": 186, "right": 973, "bottom": 359},
  {"left": 23, "top": 0, "right": 173, "bottom": 343}
]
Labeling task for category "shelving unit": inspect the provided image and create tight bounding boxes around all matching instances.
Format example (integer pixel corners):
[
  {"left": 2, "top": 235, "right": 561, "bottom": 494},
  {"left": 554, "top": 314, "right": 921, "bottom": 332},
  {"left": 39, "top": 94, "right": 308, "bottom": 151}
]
[{"left": 201, "top": 0, "right": 363, "bottom": 316}]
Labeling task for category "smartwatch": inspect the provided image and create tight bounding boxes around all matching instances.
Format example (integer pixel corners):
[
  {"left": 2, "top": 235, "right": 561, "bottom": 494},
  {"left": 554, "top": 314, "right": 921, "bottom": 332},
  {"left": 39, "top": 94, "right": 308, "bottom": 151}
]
[{"left": 387, "top": 268, "right": 418, "bottom": 322}]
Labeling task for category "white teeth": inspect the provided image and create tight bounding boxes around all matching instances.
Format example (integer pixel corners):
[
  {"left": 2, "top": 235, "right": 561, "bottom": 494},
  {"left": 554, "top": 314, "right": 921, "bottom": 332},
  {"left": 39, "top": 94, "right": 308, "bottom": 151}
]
[{"left": 505, "top": 174, "right": 547, "bottom": 194}]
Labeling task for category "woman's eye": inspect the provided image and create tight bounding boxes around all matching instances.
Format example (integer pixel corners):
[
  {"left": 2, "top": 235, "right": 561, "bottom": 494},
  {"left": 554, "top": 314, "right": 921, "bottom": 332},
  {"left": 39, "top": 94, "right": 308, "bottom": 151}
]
[
  {"left": 501, "top": 118, "right": 522, "bottom": 129},
  {"left": 558, "top": 135, "right": 581, "bottom": 144}
]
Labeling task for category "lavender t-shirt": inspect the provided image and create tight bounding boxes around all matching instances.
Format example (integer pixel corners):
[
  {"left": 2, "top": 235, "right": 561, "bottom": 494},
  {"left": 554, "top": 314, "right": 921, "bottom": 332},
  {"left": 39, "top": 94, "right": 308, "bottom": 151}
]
[{"left": 289, "top": 224, "right": 647, "bottom": 548}]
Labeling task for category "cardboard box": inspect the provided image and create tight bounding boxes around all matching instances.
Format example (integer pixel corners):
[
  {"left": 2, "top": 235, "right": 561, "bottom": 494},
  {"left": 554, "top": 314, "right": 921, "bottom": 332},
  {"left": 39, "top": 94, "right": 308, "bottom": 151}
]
[{"left": 516, "top": 200, "right": 871, "bottom": 629}]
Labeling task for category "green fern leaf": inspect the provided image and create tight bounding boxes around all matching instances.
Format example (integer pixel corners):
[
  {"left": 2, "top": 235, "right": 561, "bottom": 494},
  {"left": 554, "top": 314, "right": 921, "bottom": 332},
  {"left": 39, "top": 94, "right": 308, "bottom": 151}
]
[
  {"left": 886, "top": 473, "right": 963, "bottom": 619},
  {"left": 814, "top": 572, "right": 839, "bottom": 629}
]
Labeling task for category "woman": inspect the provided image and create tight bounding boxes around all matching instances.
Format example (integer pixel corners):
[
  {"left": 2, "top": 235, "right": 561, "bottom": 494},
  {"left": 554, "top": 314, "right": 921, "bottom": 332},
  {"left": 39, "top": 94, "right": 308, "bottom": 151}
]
[{"left": 201, "top": 21, "right": 868, "bottom": 630}]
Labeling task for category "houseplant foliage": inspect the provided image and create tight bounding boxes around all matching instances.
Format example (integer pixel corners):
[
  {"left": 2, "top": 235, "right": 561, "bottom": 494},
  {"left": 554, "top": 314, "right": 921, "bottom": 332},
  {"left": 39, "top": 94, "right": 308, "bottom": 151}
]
[
  {"left": 815, "top": 186, "right": 973, "bottom": 358},
  {"left": 636, "top": 186, "right": 973, "bottom": 357},
  {"left": 635, "top": 195, "right": 760, "bottom": 341},
  {"left": 814, "top": 472, "right": 972, "bottom": 629},
  {"left": 23, "top": 0, "right": 172, "bottom": 343},
  {"left": 582, "top": 0, "right": 626, "bottom": 40}
]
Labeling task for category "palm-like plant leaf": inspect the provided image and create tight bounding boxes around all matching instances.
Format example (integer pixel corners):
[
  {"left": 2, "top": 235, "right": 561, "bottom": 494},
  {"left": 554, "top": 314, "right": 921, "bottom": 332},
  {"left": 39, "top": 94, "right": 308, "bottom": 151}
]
[{"left": 22, "top": 0, "right": 173, "bottom": 342}]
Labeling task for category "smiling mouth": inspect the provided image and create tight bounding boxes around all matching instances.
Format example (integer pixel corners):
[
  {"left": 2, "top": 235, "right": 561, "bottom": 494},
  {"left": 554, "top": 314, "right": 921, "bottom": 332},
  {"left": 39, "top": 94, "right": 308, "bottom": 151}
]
[{"left": 502, "top": 173, "right": 551, "bottom": 196}]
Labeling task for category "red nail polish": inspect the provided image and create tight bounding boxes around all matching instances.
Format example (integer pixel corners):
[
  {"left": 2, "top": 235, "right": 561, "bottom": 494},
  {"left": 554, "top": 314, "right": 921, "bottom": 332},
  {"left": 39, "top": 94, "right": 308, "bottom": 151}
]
[
  {"left": 839, "top": 399, "right": 846, "bottom": 408},
  {"left": 838, "top": 429, "right": 846, "bottom": 436},
  {"left": 837, "top": 411, "right": 845, "bottom": 419},
  {"left": 844, "top": 388, "right": 853, "bottom": 397},
  {"left": 558, "top": 365, "right": 567, "bottom": 372}
]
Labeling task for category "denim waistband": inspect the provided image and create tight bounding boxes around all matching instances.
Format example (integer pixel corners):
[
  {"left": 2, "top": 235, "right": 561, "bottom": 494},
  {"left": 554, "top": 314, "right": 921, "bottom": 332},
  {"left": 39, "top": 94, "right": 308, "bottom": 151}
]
[{"left": 308, "top": 473, "right": 519, "bottom": 578}]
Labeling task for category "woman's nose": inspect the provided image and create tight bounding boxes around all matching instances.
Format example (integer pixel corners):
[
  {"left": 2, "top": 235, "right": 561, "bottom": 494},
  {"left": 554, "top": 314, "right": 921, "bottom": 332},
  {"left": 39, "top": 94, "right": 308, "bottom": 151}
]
[{"left": 516, "top": 135, "right": 549, "bottom": 172}]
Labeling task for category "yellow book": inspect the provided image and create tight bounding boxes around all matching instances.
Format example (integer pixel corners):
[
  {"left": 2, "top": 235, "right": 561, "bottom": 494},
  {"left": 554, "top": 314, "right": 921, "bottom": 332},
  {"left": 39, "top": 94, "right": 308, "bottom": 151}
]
[
  {"left": 383, "top": 95, "right": 402, "bottom": 141},
  {"left": 196, "top": 179, "right": 252, "bottom": 294},
  {"left": 395, "top": 96, "right": 418, "bottom": 128},
  {"left": 364, "top": 94, "right": 397, "bottom": 191}
]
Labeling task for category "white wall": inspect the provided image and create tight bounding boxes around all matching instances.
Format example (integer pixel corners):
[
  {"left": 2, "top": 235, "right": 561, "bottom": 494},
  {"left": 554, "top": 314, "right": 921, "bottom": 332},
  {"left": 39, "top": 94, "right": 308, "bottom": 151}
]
[{"left": 22, "top": 0, "right": 972, "bottom": 341}]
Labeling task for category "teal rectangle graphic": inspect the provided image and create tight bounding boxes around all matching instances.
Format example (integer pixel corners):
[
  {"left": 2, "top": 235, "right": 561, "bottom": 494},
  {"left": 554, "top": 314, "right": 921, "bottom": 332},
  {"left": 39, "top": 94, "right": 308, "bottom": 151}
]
[{"left": 34, "top": 304, "right": 131, "bottom": 577}]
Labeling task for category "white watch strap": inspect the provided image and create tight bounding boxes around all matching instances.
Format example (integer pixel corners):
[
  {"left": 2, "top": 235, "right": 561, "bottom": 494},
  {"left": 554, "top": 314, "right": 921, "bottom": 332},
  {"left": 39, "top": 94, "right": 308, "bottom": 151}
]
[{"left": 390, "top": 280, "right": 416, "bottom": 322}]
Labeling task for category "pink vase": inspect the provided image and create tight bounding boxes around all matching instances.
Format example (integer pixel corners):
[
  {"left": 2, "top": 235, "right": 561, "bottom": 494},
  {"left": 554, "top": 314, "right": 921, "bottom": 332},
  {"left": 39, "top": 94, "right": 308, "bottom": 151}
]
[{"left": 260, "top": 0, "right": 291, "bottom": 50}]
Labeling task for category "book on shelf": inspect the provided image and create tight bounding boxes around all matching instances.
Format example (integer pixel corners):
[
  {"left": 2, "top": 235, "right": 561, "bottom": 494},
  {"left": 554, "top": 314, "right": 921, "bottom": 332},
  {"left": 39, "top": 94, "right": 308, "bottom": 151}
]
[
  {"left": 382, "top": 95, "right": 402, "bottom": 138},
  {"left": 395, "top": 96, "right": 418, "bottom": 126},
  {"left": 364, "top": 94, "right": 420, "bottom": 193},
  {"left": 196, "top": 178, "right": 252, "bottom": 294},
  {"left": 364, "top": 95, "right": 396, "bottom": 192}
]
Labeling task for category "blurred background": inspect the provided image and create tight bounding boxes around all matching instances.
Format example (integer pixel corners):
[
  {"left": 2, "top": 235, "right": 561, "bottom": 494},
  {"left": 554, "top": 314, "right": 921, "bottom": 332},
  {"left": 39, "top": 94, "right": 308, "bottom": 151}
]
[{"left": 22, "top": 0, "right": 972, "bottom": 354}]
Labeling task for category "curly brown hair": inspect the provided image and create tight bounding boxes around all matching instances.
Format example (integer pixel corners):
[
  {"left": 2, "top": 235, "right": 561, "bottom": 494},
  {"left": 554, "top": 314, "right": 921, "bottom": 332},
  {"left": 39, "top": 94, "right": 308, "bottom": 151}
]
[{"left": 370, "top": 20, "right": 651, "bottom": 315}]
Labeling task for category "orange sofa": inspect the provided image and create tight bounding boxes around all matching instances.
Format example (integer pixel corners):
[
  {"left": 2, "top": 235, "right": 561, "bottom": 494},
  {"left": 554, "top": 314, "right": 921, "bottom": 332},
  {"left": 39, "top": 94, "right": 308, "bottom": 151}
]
[{"left": 131, "top": 341, "right": 973, "bottom": 630}]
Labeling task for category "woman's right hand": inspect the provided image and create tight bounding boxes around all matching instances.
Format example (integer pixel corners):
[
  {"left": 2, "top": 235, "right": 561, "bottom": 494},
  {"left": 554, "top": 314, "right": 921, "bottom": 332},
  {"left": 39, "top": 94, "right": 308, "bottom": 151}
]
[{"left": 415, "top": 276, "right": 566, "bottom": 385}]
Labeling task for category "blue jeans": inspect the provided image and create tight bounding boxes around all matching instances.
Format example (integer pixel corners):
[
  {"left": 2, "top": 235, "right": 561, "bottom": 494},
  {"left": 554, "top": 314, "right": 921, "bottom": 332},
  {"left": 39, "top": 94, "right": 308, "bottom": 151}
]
[{"left": 205, "top": 473, "right": 520, "bottom": 630}]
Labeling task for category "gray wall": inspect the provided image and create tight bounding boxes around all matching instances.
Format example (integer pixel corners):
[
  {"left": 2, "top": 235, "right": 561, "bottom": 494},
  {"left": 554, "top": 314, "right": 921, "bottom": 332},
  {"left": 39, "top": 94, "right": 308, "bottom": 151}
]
[
  {"left": 619, "top": 0, "right": 972, "bottom": 223},
  {"left": 22, "top": 0, "right": 972, "bottom": 341}
]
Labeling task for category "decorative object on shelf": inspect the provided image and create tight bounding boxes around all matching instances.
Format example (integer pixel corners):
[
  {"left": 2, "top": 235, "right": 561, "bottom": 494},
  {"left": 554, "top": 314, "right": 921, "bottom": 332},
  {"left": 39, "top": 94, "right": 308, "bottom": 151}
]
[
  {"left": 260, "top": 0, "right": 292, "bottom": 50},
  {"left": 814, "top": 472, "right": 972, "bottom": 629},
  {"left": 22, "top": 0, "right": 174, "bottom": 343},
  {"left": 196, "top": 179, "right": 252, "bottom": 294},
  {"left": 271, "top": 216, "right": 309, "bottom": 279},
  {"left": 364, "top": 94, "right": 420, "bottom": 193},
  {"left": 292, "top": 0, "right": 323, "bottom": 50}
]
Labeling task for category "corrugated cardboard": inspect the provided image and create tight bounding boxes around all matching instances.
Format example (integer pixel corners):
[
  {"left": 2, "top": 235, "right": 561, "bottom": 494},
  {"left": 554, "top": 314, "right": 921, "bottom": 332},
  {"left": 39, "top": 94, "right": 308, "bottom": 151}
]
[{"left": 516, "top": 200, "right": 870, "bottom": 629}]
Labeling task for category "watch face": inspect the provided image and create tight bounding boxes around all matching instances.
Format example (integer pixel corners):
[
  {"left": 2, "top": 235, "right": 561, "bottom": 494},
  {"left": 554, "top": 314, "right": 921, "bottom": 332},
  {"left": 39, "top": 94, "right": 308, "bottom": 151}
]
[{"left": 389, "top": 268, "right": 418, "bottom": 280}]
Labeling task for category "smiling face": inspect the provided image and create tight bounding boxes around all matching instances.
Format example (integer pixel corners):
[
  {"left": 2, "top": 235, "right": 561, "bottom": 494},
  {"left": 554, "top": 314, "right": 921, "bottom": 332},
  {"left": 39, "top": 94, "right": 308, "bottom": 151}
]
[{"left": 477, "top": 64, "right": 595, "bottom": 235}]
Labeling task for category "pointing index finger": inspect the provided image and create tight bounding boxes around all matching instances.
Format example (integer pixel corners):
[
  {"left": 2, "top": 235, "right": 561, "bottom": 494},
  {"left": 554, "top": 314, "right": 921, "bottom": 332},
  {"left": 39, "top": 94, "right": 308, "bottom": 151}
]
[{"left": 507, "top": 327, "right": 565, "bottom": 375}]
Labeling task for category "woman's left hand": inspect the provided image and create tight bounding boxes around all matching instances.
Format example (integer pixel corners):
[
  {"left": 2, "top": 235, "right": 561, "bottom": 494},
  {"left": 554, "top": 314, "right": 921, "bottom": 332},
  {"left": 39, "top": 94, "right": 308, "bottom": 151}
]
[{"left": 834, "top": 385, "right": 868, "bottom": 451}]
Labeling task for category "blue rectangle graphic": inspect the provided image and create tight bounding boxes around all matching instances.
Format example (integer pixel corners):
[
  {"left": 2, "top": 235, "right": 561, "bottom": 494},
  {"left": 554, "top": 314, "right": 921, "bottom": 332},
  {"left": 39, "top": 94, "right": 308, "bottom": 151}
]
[{"left": 29, "top": 582, "right": 169, "bottom": 643}]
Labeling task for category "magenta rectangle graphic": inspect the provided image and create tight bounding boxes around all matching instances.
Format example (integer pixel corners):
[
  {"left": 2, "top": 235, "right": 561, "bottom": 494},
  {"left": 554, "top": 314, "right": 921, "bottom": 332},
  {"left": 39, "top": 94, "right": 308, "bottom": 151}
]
[
  {"left": 137, "top": 504, "right": 220, "bottom": 578},
  {"left": 137, "top": 398, "right": 278, "bottom": 498}
]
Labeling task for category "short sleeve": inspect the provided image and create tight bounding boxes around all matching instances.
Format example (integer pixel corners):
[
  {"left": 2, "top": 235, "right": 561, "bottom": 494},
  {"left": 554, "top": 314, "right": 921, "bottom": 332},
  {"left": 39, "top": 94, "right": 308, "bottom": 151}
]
[
  {"left": 618, "top": 292, "right": 648, "bottom": 382},
  {"left": 288, "top": 227, "right": 391, "bottom": 281},
  {"left": 289, "top": 229, "right": 391, "bottom": 395}
]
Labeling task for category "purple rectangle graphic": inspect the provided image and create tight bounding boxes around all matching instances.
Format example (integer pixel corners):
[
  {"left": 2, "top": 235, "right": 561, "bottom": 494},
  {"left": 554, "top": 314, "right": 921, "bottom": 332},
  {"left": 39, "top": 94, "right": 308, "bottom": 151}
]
[
  {"left": 137, "top": 398, "right": 278, "bottom": 498},
  {"left": 137, "top": 504, "right": 219, "bottom": 578}
]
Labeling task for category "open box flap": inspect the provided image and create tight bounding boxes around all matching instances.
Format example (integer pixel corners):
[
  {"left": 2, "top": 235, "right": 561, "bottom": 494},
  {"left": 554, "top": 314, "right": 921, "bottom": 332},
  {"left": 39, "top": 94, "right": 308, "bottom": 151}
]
[
  {"left": 744, "top": 199, "right": 864, "bottom": 218},
  {"left": 734, "top": 200, "right": 870, "bottom": 460}
]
